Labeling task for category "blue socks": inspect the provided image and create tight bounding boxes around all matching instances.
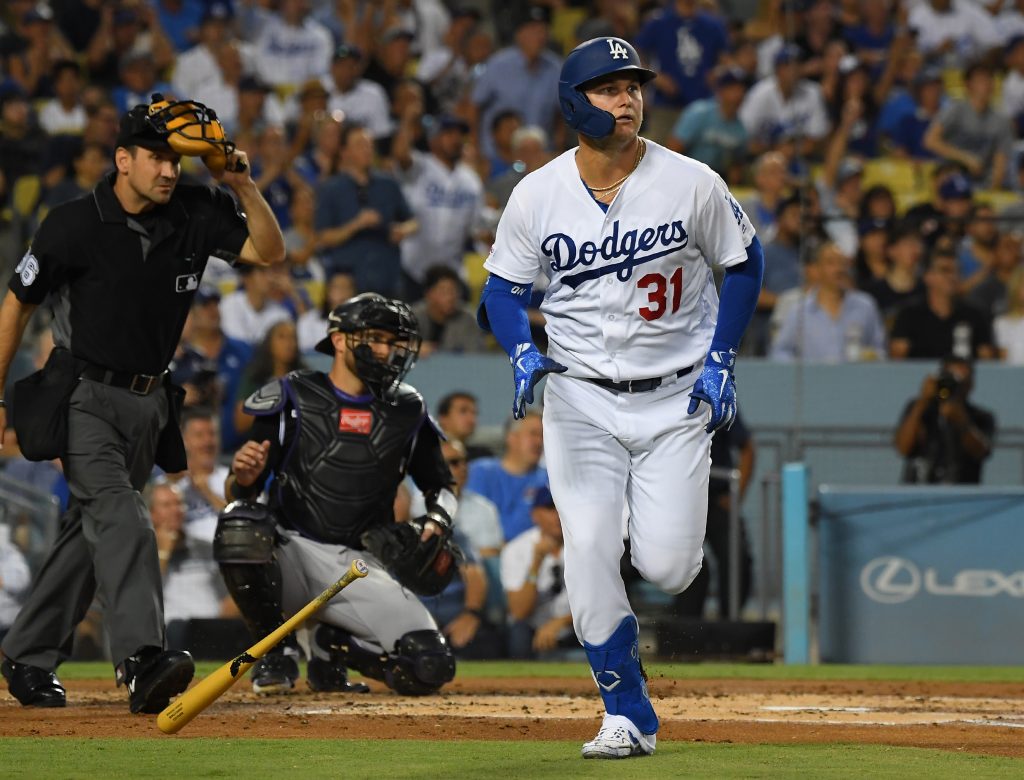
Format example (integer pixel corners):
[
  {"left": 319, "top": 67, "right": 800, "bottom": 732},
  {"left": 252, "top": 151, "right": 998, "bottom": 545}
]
[{"left": 582, "top": 616, "right": 658, "bottom": 734}]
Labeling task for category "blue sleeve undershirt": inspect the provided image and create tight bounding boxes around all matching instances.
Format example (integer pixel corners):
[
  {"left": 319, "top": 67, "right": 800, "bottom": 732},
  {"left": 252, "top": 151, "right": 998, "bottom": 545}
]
[{"left": 710, "top": 235, "right": 764, "bottom": 353}]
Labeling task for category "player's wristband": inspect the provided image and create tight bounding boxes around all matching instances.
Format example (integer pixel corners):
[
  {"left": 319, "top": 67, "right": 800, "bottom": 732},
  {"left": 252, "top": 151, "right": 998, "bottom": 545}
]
[{"left": 463, "top": 608, "right": 484, "bottom": 620}]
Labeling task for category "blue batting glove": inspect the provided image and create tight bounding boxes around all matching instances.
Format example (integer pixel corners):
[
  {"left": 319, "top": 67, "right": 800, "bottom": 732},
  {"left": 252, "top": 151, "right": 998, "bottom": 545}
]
[
  {"left": 511, "top": 344, "right": 567, "bottom": 419},
  {"left": 687, "top": 348, "right": 738, "bottom": 434}
]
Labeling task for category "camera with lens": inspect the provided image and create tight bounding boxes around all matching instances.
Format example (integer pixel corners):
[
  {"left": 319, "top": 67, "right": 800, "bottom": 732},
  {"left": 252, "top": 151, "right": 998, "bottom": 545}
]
[{"left": 935, "top": 370, "right": 961, "bottom": 400}]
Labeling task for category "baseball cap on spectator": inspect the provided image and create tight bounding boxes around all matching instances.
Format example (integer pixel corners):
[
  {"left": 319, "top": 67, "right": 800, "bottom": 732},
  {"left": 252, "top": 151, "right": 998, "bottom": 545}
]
[
  {"left": 836, "top": 157, "right": 864, "bottom": 184},
  {"left": 201, "top": 2, "right": 233, "bottom": 24},
  {"left": 0, "top": 79, "right": 28, "bottom": 109},
  {"left": 715, "top": 66, "right": 747, "bottom": 89},
  {"left": 23, "top": 4, "right": 54, "bottom": 24},
  {"left": 858, "top": 217, "right": 891, "bottom": 236},
  {"left": 1006, "top": 34, "right": 1024, "bottom": 56},
  {"left": 912, "top": 67, "right": 943, "bottom": 89},
  {"left": 939, "top": 173, "right": 973, "bottom": 201},
  {"left": 775, "top": 191, "right": 803, "bottom": 217},
  {"left": 517, "top": 4, "right": 552, "bottom": 27},
  {"left": 239, "top": 75, "right": 271, "bottom": 94},
  {"left": 427, "top": 114, "right": 470, "bottom": 138},
  {"left": 194, "top": 286, "right": 221, "bottom": 305},
  {"left": 382, "top": 27, "right": 415, "bottom": 45},
  {"left": 114, "top": 8, "right": 139, "bottom": 26},
  {"left": 532, "top": 486, "right": 556, "bottom": 510},
  {"left": 333, "top": 43, "right": 363, "bottom": 61},
  {"left": 774, "top": 43, "right": 802, "bottom": 67},
  {"left": 452, "top": 5, "right": 482, "bottom": 21}
]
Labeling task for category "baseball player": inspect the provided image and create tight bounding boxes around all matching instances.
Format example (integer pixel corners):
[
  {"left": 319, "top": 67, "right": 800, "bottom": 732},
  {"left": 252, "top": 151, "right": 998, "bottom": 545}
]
[
  {"left": 216, "top": 293, "right": 460, "bottom": 695},
  {"left": 477, "top": 38, "right": 764, "bottom": 758}
]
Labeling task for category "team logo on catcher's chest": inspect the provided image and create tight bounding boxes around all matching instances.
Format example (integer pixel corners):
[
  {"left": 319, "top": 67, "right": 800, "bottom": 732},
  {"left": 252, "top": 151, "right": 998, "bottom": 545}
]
[{"left": 339, "top": 408, "right": 372, "bottom": 435}]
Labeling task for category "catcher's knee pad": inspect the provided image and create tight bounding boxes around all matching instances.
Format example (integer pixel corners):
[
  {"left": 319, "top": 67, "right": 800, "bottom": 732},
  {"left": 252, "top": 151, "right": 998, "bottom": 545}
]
[
  {"left": 213, "top": 500, "right": 277, "bottom": 563},
  {"left": 385, "top": 630, "right": 455, "bottom": 696},
  {"left": 214, "top": 500, "right": 286, "bottom": 638}
]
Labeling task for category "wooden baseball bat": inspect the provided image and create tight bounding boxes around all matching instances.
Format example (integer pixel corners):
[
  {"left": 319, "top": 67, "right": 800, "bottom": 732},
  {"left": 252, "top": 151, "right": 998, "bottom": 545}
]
[{"left": 157, "top": 558, "right": 369, "bottom": 734}]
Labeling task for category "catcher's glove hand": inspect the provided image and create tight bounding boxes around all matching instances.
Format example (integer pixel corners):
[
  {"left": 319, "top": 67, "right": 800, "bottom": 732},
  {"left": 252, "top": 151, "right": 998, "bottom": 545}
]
[
  {"left": 360, "top": 517, "right": 462, "bottom": 596},
  {"left": 687, "top": 347, "right": 737, "bottom": 434}
]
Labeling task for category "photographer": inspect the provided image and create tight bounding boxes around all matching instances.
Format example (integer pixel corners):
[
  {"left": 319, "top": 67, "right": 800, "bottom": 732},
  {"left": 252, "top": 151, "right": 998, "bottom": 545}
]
[{"left": 894, "top": 357, "right": 995, "bottom": 484}]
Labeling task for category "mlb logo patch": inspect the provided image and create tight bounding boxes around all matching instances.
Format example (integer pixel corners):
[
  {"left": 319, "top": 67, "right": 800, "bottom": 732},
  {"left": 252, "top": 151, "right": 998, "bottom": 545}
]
[
  {"left": 339, "top": 409, "right": 372, "bottom": 434},
  {"left": 176, "top": 273, "right": 200, "bottom": 293}
]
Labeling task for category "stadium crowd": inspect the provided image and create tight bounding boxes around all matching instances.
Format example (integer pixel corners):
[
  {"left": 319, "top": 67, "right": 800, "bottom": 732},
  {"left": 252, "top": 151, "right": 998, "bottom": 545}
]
[{"left": 1, "top": 0, "right": 1022, "bottom": 660}]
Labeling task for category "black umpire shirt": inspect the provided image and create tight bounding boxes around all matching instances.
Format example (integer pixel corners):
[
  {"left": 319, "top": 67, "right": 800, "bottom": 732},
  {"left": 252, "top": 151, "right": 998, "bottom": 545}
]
[{"left": 9, "top": 172, "right": 249, "bottom": 376}]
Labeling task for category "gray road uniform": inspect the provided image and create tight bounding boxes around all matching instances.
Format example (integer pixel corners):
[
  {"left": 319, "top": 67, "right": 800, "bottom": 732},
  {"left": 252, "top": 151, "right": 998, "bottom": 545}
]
[{"left": 220, "top": 369, "right": 458, "bottom": 694}]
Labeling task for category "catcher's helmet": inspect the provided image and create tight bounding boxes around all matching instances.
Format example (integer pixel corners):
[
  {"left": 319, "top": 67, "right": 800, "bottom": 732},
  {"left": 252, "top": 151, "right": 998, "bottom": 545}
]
[
  {"left": 315, "top": 293, "right": 422, "bottom": 403},
  {"left": 558, "top": 37, "right": 656, "bottom": 139}
]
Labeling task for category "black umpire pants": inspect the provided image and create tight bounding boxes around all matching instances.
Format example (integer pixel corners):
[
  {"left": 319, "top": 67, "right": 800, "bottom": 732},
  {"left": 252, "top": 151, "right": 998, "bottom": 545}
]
[{"left": 1, "top": 378, "right": 168, "bottom": 670}]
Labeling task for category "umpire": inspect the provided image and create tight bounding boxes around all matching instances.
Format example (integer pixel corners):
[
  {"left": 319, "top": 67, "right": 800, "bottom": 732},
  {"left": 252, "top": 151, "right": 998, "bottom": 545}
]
[{"left": 0, "top": 97, "right": 285, "bottom": 713}]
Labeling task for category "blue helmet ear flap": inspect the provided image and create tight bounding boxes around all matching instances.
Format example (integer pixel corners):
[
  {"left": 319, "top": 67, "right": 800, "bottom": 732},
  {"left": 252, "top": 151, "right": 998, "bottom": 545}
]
[{"left": 558, "top": 81, "right": 616, "bottom": 138}]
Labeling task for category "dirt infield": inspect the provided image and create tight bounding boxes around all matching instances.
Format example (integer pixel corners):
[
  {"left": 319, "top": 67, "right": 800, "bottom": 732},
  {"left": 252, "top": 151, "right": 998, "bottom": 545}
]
[{"left": 2, "top": 676, "right": 1024, "bottom": 758}]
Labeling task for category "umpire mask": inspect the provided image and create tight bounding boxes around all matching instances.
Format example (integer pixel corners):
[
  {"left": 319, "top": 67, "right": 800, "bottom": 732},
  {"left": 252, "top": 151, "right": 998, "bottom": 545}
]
[{"left": 315, "top": 293, "right": 422, "bottom": 403}]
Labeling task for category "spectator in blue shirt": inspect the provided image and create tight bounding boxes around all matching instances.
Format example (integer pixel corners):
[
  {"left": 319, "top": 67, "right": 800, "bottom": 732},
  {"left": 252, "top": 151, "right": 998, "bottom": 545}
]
[
  {"left": 467, "top": 411, "right": 548, "bottom": 543},
  {"left": 470, "top": 6, "right": 562, "bottom": 161},
  {"left": 183, "top": 287, "right": 254, "bottom": 454},
  {"left": 155, "top": 0, "right": 205, "bottom": 53},
  {"left": 842, "top": 0, "right": 895, "bottom": 76},
  {"left": 771, "top": 242, "right": 887, "bottom": 362},
  {"left": 889, "top": 68, "right": 944, "bottom": 160},
  {"left": 667, "top": 66, "right": 748, "bottom": 180},
  {"left": 314, "top": 124, "right": 417, "bottom": 298},
  {"left": 636, "top": 0, "right": 729, "bottom": 142}
]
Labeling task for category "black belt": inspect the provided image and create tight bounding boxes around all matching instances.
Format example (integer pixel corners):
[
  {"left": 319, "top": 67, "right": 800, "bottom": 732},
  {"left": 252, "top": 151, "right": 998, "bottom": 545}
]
[
  {"left": 588, "top": 364, "right": 695, "bottom": 394},
  {"left": 79, "top": 364, "right": 167, "bottom": 396}
]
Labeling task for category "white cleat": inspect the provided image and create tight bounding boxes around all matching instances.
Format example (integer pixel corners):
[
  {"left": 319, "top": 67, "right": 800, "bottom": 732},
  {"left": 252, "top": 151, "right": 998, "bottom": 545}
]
[{"left": 581, "top": 714, "right": 656, "bottom": 759}]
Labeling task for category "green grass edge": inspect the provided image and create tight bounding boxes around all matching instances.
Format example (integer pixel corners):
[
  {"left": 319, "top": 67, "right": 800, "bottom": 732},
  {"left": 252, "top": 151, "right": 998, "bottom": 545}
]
[{"left": 53, "top": 659, "right": 1024, "bottom": 682}]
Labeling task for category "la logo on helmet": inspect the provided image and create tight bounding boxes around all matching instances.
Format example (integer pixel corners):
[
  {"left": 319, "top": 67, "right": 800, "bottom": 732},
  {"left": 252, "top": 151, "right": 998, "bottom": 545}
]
[{"left": 607, "top": 39, "right": 629, "bottom": 59}]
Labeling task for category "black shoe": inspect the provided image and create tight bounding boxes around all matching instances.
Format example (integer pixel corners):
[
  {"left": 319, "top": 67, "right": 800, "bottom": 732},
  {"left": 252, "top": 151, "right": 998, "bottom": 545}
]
[
  {"left": 250, "top": 652, "right": 299, "bottom": 695},
  {"left": 117, "top": 648, "right": 194, "bottom": 714},
  {"left": 1, "top": 658, "right": 66, "bottom": 708},
  {"left": 306, "top": 656, "right": 370, "bottom": 694}
]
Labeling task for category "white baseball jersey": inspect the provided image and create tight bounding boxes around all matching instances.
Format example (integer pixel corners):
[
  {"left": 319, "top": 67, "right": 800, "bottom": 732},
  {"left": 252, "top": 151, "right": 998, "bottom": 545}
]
[
  {"left": 399, "top": 151, "right": 484, "bottom": 283},
  {"left": 484, "top": 141, "right": 755, "bottom": 381}
]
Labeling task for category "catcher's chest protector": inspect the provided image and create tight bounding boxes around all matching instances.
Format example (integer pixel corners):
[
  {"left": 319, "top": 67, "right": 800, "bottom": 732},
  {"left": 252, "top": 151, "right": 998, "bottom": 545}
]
[{"left": 274, "top": 372, "right": 424, "bottom": 544}]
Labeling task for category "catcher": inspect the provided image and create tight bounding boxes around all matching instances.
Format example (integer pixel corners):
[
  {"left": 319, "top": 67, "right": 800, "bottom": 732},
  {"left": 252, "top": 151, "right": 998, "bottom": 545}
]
[{"left": 217, "top": 293, "right": 461, "bottom": 695}]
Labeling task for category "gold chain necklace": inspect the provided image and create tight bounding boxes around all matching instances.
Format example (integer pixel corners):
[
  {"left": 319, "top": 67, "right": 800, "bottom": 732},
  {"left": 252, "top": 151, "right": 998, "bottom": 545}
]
[{"left": 588, "top": 139, "right": 646, "bottom": 194}]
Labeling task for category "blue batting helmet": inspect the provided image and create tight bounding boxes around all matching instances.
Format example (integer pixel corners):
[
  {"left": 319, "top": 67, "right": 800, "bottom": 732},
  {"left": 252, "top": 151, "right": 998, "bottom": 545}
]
[{"left": 558, "top": 37, "right": 656, "bottom": 138}]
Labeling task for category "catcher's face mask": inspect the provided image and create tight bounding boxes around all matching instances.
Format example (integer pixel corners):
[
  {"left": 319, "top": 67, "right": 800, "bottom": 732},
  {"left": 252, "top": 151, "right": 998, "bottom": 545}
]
[{"left": 346, "top": 325, "right": 421, "bottom": 403}]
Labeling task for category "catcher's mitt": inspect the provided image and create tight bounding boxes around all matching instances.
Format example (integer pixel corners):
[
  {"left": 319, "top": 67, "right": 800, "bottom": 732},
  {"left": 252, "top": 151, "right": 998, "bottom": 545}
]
[
  {"left": 361, "top": 517, "right": 462, "bottom": 596},
  {"left": 147, "top": 94, "right": 238, "bottom": 175}
]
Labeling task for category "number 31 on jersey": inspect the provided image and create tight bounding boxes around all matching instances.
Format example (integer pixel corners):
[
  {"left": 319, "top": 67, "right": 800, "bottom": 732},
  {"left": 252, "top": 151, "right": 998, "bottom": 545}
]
[{"left": 637, "top": 267, "right": 683, "bottom": 322}]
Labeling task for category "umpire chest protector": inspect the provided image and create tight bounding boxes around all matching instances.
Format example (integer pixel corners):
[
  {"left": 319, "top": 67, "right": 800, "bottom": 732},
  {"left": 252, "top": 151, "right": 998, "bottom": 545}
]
[{"left": 267, "top": 371, "right": 427, "bottom": 545}]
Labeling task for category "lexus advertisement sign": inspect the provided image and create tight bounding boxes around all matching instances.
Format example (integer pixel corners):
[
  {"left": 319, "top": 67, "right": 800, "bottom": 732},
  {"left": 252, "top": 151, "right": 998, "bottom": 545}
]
[{"left": 817, "top": 487, "right": 1024, "bottom": 664}]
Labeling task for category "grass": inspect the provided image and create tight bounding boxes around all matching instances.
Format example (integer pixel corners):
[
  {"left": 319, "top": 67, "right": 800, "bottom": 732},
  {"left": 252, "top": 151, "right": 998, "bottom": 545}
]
[
  {"left": 53, "top": 659, "right": 1024, "bottom": 683},
  {"left": 0, "top": 739, "right": 1021, "bottom": 779}
]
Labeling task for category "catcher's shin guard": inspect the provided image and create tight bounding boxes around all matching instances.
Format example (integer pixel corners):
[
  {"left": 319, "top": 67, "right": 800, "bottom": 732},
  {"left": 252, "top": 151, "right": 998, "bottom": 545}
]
[
  {"left": 214, "top": 503, "right": 294, "bottom": 650},
  {"left": 583, "top": 616, "right": 659, "bottom": 735},
  {"left": 314, "top": 626, "right": 455, "bottom": 695}
]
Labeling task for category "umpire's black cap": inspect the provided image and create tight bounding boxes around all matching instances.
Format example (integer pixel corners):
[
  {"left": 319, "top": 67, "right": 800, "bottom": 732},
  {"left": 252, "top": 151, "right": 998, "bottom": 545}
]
[{"left": 116, "top": 102, "right": 173, "bottom": 152}]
